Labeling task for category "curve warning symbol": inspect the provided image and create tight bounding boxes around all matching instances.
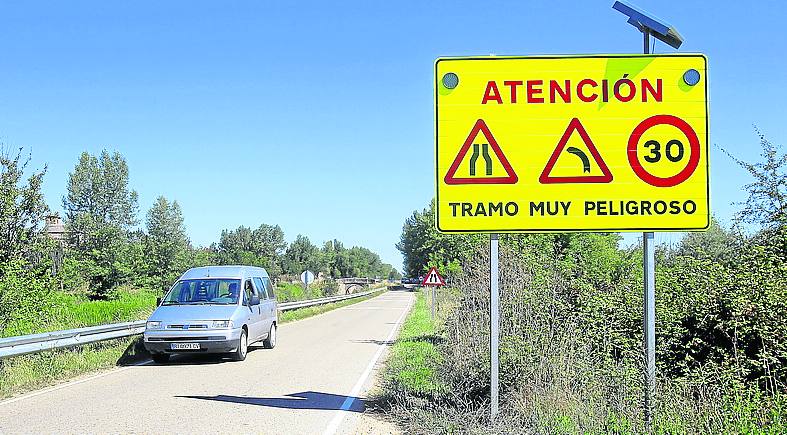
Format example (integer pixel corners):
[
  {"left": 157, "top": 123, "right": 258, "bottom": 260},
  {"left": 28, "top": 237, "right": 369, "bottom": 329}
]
[
  {"left": 444, "top": 119, "right": 518, "bottom": 185},
  {"left": 539, "top": 118, "right": 613, "bottom": 184}
]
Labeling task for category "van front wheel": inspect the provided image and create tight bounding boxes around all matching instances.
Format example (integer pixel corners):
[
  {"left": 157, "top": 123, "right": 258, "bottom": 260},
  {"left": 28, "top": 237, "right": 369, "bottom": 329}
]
[
  {"left": 231, "top": 329, "right": 248, "bottom": 361},
  {"left": 263, "top": 323, "right": 276, "bottom": 349}
]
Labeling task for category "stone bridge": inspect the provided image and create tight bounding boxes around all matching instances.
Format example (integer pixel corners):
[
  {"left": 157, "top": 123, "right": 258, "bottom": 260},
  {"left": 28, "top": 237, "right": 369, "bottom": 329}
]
[{"left": 336, "top": 277, "right": 380, "bottom": 294}]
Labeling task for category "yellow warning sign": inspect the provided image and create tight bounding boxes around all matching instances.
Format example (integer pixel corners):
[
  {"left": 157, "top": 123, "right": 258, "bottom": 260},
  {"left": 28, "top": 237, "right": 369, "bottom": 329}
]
[{"left": 435, "top": 54, "right": 709, "bottom": 233}]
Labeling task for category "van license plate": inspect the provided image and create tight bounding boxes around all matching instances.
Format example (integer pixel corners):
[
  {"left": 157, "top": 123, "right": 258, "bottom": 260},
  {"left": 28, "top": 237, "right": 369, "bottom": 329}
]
[{"left": 171, "top": 343, "right": 200, "bottom": 350}]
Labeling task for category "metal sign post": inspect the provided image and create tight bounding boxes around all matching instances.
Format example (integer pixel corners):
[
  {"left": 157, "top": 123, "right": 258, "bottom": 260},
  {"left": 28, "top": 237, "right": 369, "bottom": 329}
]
[
  {"left": 421, "top": 267, "right": 446, "bottom": 321},
  {"left": 432, "top": 286, "right": 436, "bottom": 320},
  {"left": 642, "top": 27, "right": 656, "bottom": 429},
  {"left": 643, "top": 231, "right": 656, "bottom": 425},
  {"left": 490, "top": 233, "right": 499, "bottom": 418}
]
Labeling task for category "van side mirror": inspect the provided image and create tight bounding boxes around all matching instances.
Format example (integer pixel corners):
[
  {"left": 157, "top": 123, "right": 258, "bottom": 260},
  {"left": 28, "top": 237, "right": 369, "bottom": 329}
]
[
  {"left": 156, "top": 297, "right": 162, "bottom": 306},
  {"left": 250, "top": 295, "right": 260, "bottom": 306}
]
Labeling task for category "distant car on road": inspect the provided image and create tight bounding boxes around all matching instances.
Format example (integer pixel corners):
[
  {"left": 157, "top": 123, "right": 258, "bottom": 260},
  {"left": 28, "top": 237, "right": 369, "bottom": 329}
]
[
  {"left": 143, "top": 265, "right": 278, "bottom": 363},
  {"left": 400, "top": 277, "right": 423, "bottom": 286}
]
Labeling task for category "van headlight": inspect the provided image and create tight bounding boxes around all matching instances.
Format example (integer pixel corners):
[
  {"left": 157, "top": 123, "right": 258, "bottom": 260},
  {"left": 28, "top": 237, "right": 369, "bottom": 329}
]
[
  {"left": 146, "top": 321, "right": 162, "bottom": 330},
  {"left": 212, "top": 320, "right": 233, "bottom": 329}
]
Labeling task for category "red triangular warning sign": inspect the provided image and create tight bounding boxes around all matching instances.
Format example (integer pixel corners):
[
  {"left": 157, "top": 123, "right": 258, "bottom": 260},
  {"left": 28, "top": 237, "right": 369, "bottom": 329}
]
[
  {"left": 421, "top": 267, "right": 445, "bottom": 287},
  {"left": 444, "top": 119, "right": 518, "bottom": 185},
  {"left": 539, "top": 118, "right": 613, "bottom": 184}
]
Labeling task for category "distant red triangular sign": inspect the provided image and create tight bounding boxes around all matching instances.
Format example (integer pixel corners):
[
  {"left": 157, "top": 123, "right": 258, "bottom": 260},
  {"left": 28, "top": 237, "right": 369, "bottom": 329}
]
[
  {"left": 421, "top": 267, "right": 445, "bottom": 287},
  {"left": 444, "top": 119, "right": 518, "bottom": 185},
  {"left": 539, "top": 118, "right": 613, "bottom": 184}
]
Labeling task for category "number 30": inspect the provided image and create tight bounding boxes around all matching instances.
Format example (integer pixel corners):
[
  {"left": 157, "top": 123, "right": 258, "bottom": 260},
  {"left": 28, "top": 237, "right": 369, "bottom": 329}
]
[{"left": 643, "top": 139, "right": 684, "bottom": 163}]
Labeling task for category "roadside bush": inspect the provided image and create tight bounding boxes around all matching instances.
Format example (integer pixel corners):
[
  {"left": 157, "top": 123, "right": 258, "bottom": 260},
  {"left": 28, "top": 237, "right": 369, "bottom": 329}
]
[
  {"left": 658, "top": 227, "right": 787, "bottom": 390},
  {"left": 382, "top": 231, "right": 786, "bottom": 434},
  {"left": 0, "top": 259, "right": 53, "bottom": 337},
  {"left": 55, "top": 256, "right": 90, "bottom": 296},
  {"left": 318, "top": 278, "right": 338, "bottom": 297},
  {"left": 275, "top": 279, "right": 340, "bottom": 301},
  {"left": 275, "top": 282, "right": 305, "bottom": 302}
]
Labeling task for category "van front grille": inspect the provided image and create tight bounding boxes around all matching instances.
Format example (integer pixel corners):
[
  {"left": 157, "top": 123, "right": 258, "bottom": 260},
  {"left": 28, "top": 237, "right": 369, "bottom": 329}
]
[{"left": 167, "top": 324, "right": 207, "bottom": 329}]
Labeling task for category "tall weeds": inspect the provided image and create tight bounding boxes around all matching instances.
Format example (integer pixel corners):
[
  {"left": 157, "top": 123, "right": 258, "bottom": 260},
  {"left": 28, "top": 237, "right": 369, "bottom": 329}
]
[{"left": 381, "top": 233, "right": 786, "bottom": 434}]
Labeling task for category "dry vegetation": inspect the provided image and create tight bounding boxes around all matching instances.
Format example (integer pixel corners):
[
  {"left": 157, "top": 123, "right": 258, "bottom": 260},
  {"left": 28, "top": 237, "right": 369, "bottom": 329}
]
[{"left": 379, "top": 232, "right": 786, "bottom": 434}]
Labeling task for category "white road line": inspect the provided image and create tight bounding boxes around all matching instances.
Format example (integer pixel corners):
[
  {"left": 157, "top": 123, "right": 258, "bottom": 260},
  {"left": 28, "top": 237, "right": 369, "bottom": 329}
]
[
  {"left": 322, "top": 296, "right": 413, "bottom": 435},
  {"left": 0, "top": 359, "right": 152, "bottom": 406},
  {"left": 341, "top": 307, "right": 403, "bottom": 310}
]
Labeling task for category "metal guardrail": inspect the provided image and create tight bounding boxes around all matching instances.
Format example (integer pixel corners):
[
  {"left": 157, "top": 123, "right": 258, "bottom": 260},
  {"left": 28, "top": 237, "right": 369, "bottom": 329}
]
[
  {"left": 277, "top": 288, "right": 380, "bottom": 311},
  {"left": 0, "top": 321, "right": 146, "bottom": 360},
  {"left": 0, "top": 287, "right": 385, "bottom": 360}
]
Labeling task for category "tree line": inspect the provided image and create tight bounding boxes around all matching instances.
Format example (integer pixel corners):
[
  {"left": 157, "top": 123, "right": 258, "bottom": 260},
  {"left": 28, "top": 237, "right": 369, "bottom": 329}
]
[{"left": 0, "top": 147, "right": 399, "bottom": 334}]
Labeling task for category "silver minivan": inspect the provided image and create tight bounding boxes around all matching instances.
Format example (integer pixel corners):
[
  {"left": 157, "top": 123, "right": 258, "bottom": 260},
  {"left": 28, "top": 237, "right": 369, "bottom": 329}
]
[{"left": 143, "top": 265, "right": 278, "bottom": 363}]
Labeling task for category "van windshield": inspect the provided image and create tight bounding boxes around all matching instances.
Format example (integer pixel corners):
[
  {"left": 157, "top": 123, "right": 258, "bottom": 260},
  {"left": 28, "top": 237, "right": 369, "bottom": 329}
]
[{"left": 162, "top": 279, "right": 242, "bottom": 305}]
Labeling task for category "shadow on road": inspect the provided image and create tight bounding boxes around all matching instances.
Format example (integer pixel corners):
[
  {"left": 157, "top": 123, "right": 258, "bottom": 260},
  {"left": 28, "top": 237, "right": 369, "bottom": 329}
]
[
  {"left": 351, "top": 334, "right": 443, "bottom": 348},
  {"left": 350, "top": 339, "right": 395, "bottom": 346},
  {"left": 401, "top": 334, "right": 444, "bottom": 346},
  {"left": 117, "top": 339, "right": 270, "bottom": 366},
  {"left": 116, "top": 337, "right": 150, "bottom": 366},
  {"left": 176, "top": 391, "right": 365, "bottom": 412}
]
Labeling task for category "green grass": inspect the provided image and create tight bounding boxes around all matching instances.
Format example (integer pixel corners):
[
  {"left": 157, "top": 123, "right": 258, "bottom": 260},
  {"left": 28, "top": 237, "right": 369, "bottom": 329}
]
[
  {"left": 279, "top": 288, "right": 387, "bottom": 323},
  {"left": 275, "top": 282, "right": 307, "bottom": 301},
  {"left": 3, "top": 288, "right": 158, "bottom": 338},
  {"left": 0, "top": 336, "right": 149, "bottom": 399},
  {"left": 0, "top": 286, "right": 158, "bottom": 400},
  {"left": 382, "top": 290, "right": 443, "bottom": 396}
]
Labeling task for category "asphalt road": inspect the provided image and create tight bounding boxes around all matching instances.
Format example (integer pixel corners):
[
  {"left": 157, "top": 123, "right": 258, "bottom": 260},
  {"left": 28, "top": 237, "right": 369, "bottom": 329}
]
[{"left": 0, "top": 290, "right": 414, "bottom": 435}]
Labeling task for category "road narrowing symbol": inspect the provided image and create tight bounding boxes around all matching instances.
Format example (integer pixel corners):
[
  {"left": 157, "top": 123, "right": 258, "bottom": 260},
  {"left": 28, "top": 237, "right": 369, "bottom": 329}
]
[
  {"left": 421, "top": 267, "right": 446, "bottom": 287},
  {"left": 435, "top": 54, "right": 709, "bottom": 232},
  {"left": 539, "top": 118, "right": 613, "bottom": 184},
  {"left": 444, "top": 119, "right": 518, "bottom": 185}
]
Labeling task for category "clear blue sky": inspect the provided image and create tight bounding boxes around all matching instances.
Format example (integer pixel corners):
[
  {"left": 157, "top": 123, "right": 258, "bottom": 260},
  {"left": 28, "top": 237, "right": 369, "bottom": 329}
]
[{"left": 1, "top": 0, "right": 785, "bottom": 270}]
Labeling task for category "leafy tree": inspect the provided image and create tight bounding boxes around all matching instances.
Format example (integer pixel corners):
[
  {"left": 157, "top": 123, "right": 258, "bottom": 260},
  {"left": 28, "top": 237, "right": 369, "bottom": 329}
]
[
  {"left": 0, "top": 148, "right": 53, "bottom": 334},
  {"left": 216, "top": 223, "right": 286, "bottom": 277},
  {"left": 187, "top": 247, "right": 216, "bottom": 268},
  {"left": 672, "top": 216, "right": 740, "bottom": 263},
  {"left": 397, "top": 200, "right": 484, "bottom": 277},
  {"left": 321, "top": 240, "right": 346, "bottom": 278},
  {"left": 0, "top": 148, "right": 50, "bottom": 263},
  {"left": 283, "top": 234, "right": 321, "bottom": 275},
  {"left": 725, "top": 130, "right": 787, "bottom": 229},
  {"left": 387, "top": 267, "right": 402, "bottom": 281},
  {"left": 320, "top": 241, "right": 337, "bottom": 277},
  {"left": 63, "top": 150, "right": 139, "bottom": 237},
  {"left": 62, "top": 150, "right": 139, "bottom": 297},
  {"left": 346, "top": 246, "right": 383, "bottom": 278},
  {"left": 145, "top": 196, "right": 190, "bottom": 292},
  {"left": 0, "top": 259, "right": 52, "bottom": 336},
  {"left": 255, "top": 224, "right": 287, "bottom": 256}
]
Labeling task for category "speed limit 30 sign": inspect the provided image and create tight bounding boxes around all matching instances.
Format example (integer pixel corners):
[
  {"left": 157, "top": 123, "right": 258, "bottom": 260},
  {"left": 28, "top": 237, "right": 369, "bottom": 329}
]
[{"left": 435, "top": 54, "right": 709, "bottom": 232}]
